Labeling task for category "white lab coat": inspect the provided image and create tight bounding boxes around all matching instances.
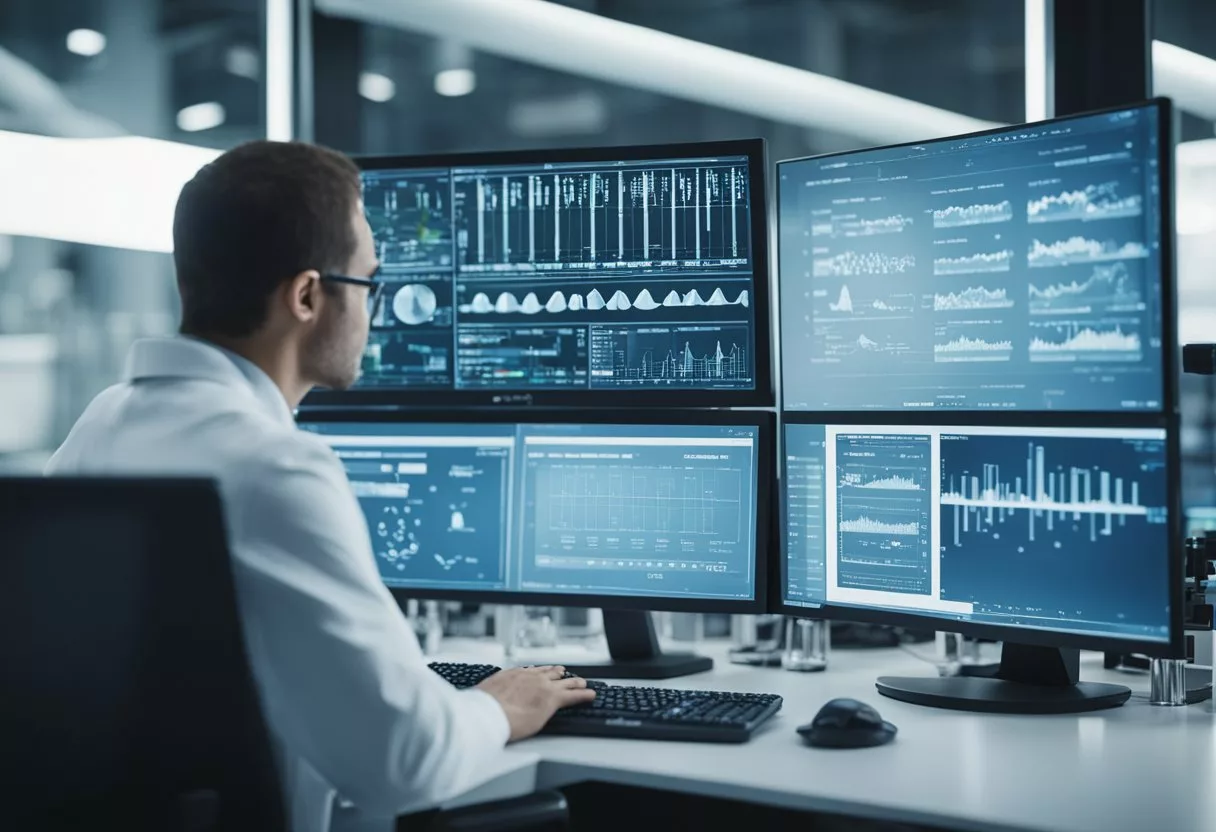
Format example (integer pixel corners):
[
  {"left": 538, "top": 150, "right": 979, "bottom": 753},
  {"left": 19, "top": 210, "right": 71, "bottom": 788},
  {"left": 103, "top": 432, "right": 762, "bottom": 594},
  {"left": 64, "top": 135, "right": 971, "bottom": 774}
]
[{"left": 47, "top": 336, "right": 510, "bottom": 832}]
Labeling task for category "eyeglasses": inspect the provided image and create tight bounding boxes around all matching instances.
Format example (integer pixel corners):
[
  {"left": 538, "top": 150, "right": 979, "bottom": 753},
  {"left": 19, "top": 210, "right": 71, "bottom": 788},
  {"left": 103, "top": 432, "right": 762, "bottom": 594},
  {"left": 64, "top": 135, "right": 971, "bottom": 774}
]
[{"left": 321, "top": 272, "right": 384, "bottom": 317}]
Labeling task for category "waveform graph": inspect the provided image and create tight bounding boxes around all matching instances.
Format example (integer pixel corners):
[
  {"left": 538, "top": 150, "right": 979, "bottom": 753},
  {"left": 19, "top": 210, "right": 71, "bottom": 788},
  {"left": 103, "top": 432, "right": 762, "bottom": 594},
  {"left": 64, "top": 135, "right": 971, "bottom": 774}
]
[
  {"left": 816, "top": 321, "right": 918, "bottom": 362},
  {"left": 840, "top": 471, "right": 923, "bottom": 491},
  {"left": 814, "top": 282, "right": 917, "bottom": 320},
  {"left": 1028, "top": 261, "right": 1144, "bottom": 316},
  {"left": 838, "top": 515, "right": 920, "bottom": 535},
  {"left": 810, "top": 209, "right": 915, "bottom": 239},
  {"left": 520, "top": 436, "right": 754, "bottom": 580},
  {"left": 454, "top": 279, "right": 753, "bottom": 326},
  {"left": 933, "top": 335, "right": 1013, "bottom": 363},
  {"left": 453, "top": 162, "right": 752, "bottom": 272},
  {"left": 812, "top": 249, "right": 916, "bottom": 277},
  {"left": 937, "top": 431, "right": 1169, "bottom": 617},
  {"left": 1027, "top": 236, "right": 1150, "bottom": 267},
  {"left": 933, "top": 249, "right": 1014, "bottom": 276},
  {"left": 1028, "top": 320, "right": 1142, "bottom": 363},
  {"left": 538, "top": 463, "right": 744, "bottom": 542},
  {"left": 1027, "top": 180, "right": 1144, "bottom": 224},
  {"left": 933, "top": 285, "right": 1015, "bottom": 312},
  {"left": 932, "top": 199, "right": 1014, "bottom": 229},
  {"left": 933, "top": 320, "right": 1013, "bottom": 364},
  {"left": 587, "top": 323, "right": 753, "bottom": 389},
  {"left": 363, "top": 169, "right": 454, "bottom": 272},
  {"left": 834, "top": 432, "right": 932, "bottom": 595}
]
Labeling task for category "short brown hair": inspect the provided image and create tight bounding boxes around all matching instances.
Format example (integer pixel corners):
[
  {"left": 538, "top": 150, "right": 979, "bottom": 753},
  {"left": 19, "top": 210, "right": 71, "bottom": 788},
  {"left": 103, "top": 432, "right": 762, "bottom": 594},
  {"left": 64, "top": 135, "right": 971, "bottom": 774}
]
[{"left": 173, "top": 140, "right": 362, "bottom": 337}]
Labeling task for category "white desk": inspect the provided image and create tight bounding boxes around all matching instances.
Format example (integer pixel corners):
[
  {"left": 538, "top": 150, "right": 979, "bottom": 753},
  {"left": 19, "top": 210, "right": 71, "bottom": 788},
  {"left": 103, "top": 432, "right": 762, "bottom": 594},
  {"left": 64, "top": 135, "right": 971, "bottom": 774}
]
[{"left": 341, "top": 639, "right": 1216, "bottom": 832}]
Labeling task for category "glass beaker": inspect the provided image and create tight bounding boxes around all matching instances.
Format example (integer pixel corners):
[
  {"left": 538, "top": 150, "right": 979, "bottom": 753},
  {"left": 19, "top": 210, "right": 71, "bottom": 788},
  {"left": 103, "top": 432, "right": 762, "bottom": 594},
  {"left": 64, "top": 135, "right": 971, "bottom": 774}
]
[{"left": 782, "top": 617, "right": 829, "bottom": 672}]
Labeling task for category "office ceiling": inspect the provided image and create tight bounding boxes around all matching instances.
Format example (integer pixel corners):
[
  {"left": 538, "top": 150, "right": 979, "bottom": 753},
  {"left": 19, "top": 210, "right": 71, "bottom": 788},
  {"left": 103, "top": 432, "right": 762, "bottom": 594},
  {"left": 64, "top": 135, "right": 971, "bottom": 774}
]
[{"left": 0, "top": 0, "right": 1213, "bottom": 151}]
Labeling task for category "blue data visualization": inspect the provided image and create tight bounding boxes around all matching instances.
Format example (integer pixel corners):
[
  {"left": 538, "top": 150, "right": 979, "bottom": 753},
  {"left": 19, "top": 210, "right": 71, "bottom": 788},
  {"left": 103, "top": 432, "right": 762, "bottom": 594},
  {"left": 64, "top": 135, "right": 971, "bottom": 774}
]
[
  {"left": 300, "top": 421, "right": 761, "bottom": 601},
  {"left": 834, "top": 433, "right": 932, "bottom": 595},
  {"left": 781, "top": 423, "right": 1172, "bottom": 643},
  {"left": 358, "top": 151, "right": 760, "bottom": 395},
  {"left": 937, "top": 431, "right": 1170, "bottom": 634},
  {"left": 778, "top": 103, "right": 1166, "bottom": 411},
  {"left": 305, "top": 423, "right": 516, "bottom": 591},
  {"left": 517, "top": 424, "right": 756, "bottom": 598}
]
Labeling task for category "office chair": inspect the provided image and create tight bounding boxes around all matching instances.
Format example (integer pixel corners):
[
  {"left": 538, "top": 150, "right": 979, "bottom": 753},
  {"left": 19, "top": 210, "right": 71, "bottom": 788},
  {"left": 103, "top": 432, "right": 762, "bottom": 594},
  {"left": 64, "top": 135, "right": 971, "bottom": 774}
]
[
  {"left": 0, "top": 477, "right": 568, "bottom": 832},
  {"left": 0, "top": 477, "right": 285, "bottom": 831}
]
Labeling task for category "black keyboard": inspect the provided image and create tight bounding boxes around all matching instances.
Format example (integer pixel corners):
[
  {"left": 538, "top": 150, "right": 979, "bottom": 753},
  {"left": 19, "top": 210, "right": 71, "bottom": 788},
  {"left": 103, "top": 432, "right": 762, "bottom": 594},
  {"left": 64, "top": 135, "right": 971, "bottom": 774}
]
[{"left": 427, "top": 661, "right": 782, "bottom": 743}]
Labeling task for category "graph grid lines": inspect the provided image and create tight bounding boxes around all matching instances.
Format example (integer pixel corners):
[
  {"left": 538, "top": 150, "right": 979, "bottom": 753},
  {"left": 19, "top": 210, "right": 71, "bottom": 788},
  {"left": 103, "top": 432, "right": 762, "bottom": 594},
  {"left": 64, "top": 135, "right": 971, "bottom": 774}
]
[{"left": 543, "top": 464, "right": 744, "bottom": 540}]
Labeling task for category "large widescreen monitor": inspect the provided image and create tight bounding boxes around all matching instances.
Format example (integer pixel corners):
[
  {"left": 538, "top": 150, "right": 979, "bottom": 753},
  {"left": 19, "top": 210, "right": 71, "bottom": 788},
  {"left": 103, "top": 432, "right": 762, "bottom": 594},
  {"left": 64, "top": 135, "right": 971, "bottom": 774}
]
[
  {"left": 304, "top": 139, "right": 772, "bottom": 409},
  {"left": 777, "top": 99, "right": 1174, "bottom": 413},
  {"left": 298, "top": 411, "right": 771, "bottom": 612},
  {"left": 778, "top": 417, "right": 1183, "bottom": 712}
]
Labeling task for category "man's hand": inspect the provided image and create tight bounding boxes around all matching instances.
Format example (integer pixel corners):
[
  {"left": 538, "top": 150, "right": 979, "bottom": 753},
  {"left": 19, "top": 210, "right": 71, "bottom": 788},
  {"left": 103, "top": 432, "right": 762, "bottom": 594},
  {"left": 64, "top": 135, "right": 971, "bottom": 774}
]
[{"left": 476, "top": 665, "right": 596, "bottom": 741}]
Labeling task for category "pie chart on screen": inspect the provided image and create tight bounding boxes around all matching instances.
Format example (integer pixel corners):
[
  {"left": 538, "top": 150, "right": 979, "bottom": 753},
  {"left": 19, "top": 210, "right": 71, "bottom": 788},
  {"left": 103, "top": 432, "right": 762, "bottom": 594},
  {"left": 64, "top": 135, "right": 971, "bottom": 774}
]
[{"left": 392, "top": 284, "right": 437, "bottom": 325}]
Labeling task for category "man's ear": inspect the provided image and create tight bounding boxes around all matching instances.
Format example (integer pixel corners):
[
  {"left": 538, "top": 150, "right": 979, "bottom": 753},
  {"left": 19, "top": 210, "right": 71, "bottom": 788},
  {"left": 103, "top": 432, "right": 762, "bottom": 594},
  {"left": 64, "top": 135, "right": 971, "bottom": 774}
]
[{"left": 283, "top": 270, "right": 322, "bottom": 324}]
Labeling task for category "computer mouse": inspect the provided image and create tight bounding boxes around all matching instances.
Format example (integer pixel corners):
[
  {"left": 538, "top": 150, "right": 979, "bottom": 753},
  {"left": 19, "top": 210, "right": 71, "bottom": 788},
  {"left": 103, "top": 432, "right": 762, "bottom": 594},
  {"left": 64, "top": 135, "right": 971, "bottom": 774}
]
[{"left": 797, "top": 698, "right": 897, "bottom": 749}]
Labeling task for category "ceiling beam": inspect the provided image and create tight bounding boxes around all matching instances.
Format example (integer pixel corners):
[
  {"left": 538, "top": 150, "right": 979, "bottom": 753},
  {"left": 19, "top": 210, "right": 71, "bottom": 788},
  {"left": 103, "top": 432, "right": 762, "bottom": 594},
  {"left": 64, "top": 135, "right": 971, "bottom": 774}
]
[{"left": 316, "top": 0, "right": 1000, "bottom": 146}]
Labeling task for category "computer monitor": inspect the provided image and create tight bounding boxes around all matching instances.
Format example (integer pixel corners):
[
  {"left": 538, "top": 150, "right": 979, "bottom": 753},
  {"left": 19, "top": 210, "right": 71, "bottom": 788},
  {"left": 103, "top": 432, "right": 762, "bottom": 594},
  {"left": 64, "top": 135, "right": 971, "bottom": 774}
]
[
  {"left": 298, "top": 410, "right": 773, "bottom": 678},
  {"left": 778, "top": 418, "right": 1183, "bottom": 713},
  {"left": 777, "top": 99, "right": 1174, "bottom": 413},
  {"left": 303, "top": 139, "right": 772, "bottom": 410}
]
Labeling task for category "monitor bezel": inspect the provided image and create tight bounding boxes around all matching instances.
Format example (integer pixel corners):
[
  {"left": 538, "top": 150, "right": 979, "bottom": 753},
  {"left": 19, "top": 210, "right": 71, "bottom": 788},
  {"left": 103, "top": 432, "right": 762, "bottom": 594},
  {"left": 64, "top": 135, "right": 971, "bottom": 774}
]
[
  {"left": 303, "top": 138, "right": 774, "bottom": 410},
  {"left": 773, "top": 410, "right": 1186, "bottom": 659},
  {"left": 297, "top": 407, "right": 775, "bottom": 613},
  {"left": 774, "top": 97, "right": 1178, "bottom": 420}
]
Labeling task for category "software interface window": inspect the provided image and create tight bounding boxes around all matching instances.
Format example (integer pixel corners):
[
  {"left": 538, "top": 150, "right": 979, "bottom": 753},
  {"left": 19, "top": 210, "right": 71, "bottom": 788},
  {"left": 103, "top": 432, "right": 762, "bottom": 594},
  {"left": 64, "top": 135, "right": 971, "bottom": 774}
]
[
  {"left": 300, "top": 422, "right": 760, "bottom": 600},
  {"left": 782, "top": 423, "right": 1171, "bottom": 642},
  {"left": 779, "top": 105, "right": 1164, "bottom": 411},
  {"left": 360, "top": 153, "right": 758, "bottom": 393}
]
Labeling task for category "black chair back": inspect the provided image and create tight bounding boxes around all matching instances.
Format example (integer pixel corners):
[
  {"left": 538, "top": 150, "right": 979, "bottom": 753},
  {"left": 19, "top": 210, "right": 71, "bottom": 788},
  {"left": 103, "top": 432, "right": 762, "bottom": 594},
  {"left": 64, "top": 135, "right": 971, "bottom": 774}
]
[{"left": 0, "top": 477, "right": 285, "bottom": 831}]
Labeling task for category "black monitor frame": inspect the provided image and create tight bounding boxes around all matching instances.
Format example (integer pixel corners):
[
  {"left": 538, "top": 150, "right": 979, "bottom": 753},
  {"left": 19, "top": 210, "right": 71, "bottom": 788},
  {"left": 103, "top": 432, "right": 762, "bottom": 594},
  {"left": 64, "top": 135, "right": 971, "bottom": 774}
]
[
  {"left": 774, "top": 409, "right": 1186, "bottom": 661},
  {"left": 774, "top": 97, "right": 1178, "bottom": 419},
  {"left": 303, "top": 138, "right": 774, "bottom": 411},
  {"left": 298, "top": 407, "right": 775, "bottom": 615}
]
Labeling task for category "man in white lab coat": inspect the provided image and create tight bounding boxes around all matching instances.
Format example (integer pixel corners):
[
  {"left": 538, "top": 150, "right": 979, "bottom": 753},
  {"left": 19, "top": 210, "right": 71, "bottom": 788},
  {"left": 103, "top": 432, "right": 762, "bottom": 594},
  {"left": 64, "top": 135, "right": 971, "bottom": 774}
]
[{"left": 47, "top": 141, "right": 594, "bottom": 832}]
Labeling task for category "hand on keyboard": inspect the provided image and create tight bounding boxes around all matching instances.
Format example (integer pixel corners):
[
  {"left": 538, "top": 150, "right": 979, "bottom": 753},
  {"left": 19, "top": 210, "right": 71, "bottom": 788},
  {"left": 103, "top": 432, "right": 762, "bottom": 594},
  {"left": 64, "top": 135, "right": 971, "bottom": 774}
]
[
  {"left": 428, "top": 661, "right": 781, "bottom": 742},
  {"left": 475, "top": 665, "right": 597, "bottom": 741}
]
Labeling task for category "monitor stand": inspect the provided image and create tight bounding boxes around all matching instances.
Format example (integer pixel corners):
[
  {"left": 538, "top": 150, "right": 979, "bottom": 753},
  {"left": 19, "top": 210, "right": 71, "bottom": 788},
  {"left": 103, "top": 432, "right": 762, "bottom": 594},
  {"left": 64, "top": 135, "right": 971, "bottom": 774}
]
[
  {"left": 876, "top": 643, "right": 1132, "bottom": 714},
  {"left": 560, "top": 610, "right": 713, "bottom": 680}
]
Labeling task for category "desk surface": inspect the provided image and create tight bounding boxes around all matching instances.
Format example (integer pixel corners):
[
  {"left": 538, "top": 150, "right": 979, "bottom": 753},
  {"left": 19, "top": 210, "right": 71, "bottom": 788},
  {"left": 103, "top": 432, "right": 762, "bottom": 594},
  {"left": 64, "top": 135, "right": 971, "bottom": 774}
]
[{"left": 433, "top": 637, "right": 1216, "bottom": 832}]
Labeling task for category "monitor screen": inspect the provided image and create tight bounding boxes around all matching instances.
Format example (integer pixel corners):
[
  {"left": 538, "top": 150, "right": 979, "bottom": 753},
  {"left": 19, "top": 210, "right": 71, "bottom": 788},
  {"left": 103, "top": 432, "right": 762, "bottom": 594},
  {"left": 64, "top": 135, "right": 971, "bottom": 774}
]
[
  {"left": 335, "top": 140, "right": 768, "bottom": 407},
  {"left": 778, "top": 101, "right": 1168, "bottom": 412},
  {"left": 299, "top": 420, "right": 762, "bottom": 604},
  {"left": 781, "top": 422, "right": 1173, "bottom": 645}
]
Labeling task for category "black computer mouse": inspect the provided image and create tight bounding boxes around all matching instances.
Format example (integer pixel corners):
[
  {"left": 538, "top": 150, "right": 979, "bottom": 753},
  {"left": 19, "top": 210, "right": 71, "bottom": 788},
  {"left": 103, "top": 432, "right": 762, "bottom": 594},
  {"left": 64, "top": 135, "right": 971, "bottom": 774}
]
[{"left": 797, "top": 698, "right": 897, "bottom": 749}]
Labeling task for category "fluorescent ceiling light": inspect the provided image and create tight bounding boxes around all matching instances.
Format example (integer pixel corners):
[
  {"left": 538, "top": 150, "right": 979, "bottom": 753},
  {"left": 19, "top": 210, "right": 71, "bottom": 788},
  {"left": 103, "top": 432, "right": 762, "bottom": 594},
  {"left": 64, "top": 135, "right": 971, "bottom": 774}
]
[
  {"left": 0, "top": 129, "right": 218, "bottom": 252},
  {"left": 176, "top": 102, "right": 226, "bottom": 132},
  {"left": 434, "top": 68, "right": 475, "bottom": 97},
  {"left": 65, "top": 29, "right": 106, "bottom": 57},
  {"left": 1176, "top": 138, "right": 1216, "bottom": 236},
  {"left": 1023, "top": 0, "right": 1050, "bottom": 121},
  {"left": 1178, "top": 137, "right": 1216, "bottom": 170},
  {"left": 359, "top": 71, "right": 397, "bottom": 102},
  {"left": 265, "top": 0, "right": 293, "bottom": 140},
  {"left": 1153, "top": 40, "right": 1216, "bottom": 121},
  {"left": 317, "top": 0, "right": 996, "bottom": 144},
  {"left": 1178, "top": 204, "right": 1216, "bottom": 237},
  {"left": 508, "top": 91, "right": 607, "bottom": 136},
  {"left": 225, "top": 45, "right": 260, "bottom": 80}
]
